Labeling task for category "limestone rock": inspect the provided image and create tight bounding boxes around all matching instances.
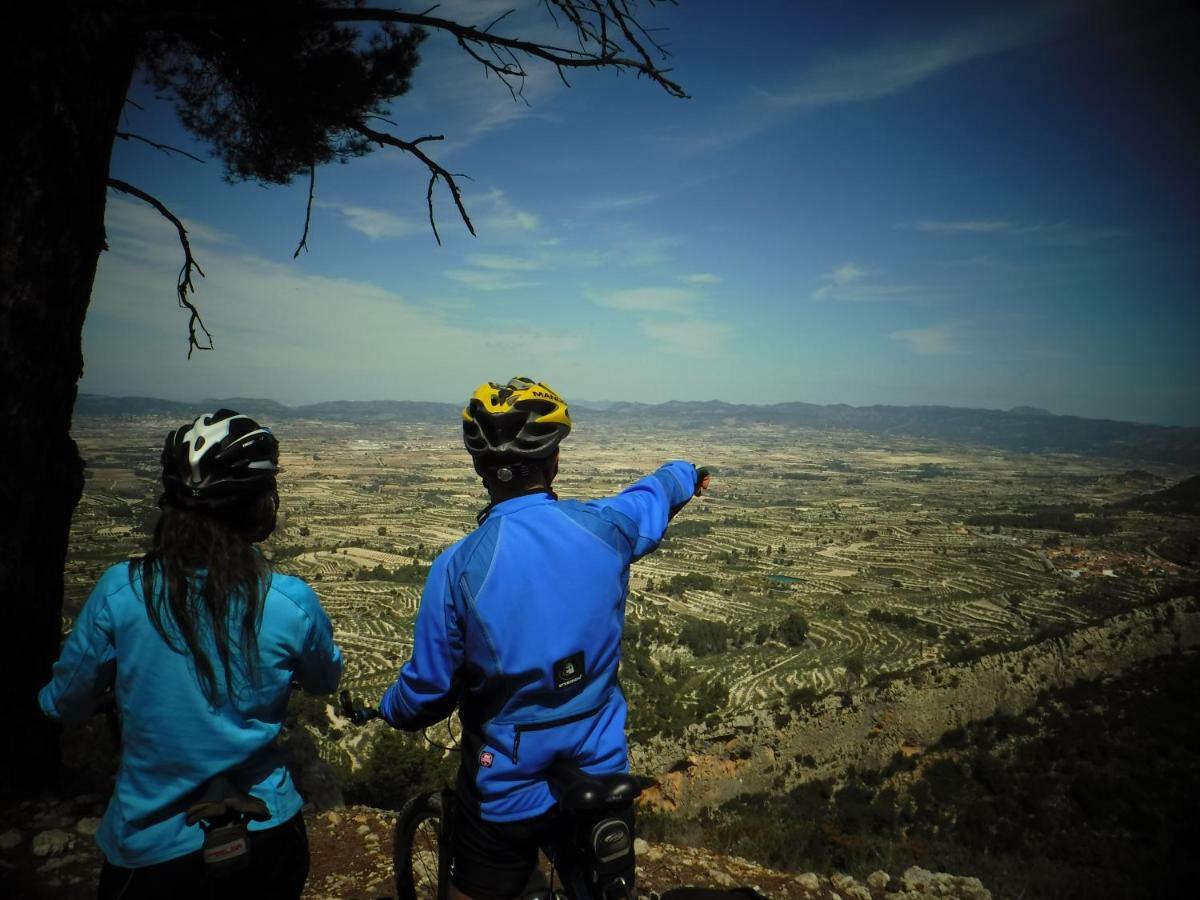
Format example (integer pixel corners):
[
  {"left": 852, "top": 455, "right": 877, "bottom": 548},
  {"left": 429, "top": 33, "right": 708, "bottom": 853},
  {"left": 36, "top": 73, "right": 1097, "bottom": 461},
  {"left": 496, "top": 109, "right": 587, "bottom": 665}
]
[
  {"left": 795, "top": 871, "right": 820, "bottom": 890},
  {"left": 927, "top": 872, "right": 990, "bottom": 899},
  {"left": 895, "top": 867, "right": 991, "bottom": 900},
  {"left": 901, "top": 866, "right": 934, "bottom": 892},
  {"left": 31, "top": 830, "right": 73, "bottom": 858},
  {"left": 633, "top": 837, "right": 650, "bottom": 855},
  {"left": 356, "top": 824, "right": 371, "bottom": 836},
  {"left": 0, "top": 828, "right": 21, "bottom": 851},
  {"left": 705, "top": 866, "right": 735, "bottom": 887},
  {"left": 867, "top": 870, "right": 890, "bottom": 889},
  {"left": 843, "top": 887, "right": 871, "bottom": 900},
  {"left": 75, "top": 817, "right": 102, "bottom": 836},
  {"left": 37, "top": 852, "right": 88, "bottom": 873},
  {"left": 325, "top": 811, "right": 342, "bottom": 827}
]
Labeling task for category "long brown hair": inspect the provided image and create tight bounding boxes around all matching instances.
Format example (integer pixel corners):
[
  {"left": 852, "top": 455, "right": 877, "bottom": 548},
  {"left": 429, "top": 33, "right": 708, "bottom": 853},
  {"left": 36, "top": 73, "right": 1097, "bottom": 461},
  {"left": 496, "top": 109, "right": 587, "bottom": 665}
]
[{"left": 132, "top": 491, "right": 277, "bottom": 704}]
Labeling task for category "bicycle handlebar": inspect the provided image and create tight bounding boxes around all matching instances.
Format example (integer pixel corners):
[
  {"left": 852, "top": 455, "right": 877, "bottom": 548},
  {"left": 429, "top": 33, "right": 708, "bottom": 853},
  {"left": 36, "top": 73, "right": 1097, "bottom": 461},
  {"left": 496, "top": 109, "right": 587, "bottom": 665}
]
[{"left": 339, "top": 690, "right": 381, "bottom": 725}]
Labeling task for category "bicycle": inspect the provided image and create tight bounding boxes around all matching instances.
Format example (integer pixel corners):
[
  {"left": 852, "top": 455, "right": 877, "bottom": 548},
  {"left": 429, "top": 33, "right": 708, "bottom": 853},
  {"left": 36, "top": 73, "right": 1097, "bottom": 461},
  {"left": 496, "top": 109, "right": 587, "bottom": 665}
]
[{"left": 339, "top": 691, "right": 642, "bottom": 900}]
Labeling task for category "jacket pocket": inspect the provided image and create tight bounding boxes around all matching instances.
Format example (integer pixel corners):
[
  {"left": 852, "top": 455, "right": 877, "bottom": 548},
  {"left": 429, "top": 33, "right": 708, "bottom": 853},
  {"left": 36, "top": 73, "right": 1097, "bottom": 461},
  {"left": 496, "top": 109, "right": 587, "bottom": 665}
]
[{"left": 510, "top": 704, "right": 605, "bottom": 765}]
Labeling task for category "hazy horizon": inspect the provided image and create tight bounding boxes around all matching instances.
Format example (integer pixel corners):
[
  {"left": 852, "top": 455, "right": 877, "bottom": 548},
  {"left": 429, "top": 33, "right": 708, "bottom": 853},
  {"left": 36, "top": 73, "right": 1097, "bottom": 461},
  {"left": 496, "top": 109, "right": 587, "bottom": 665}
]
[{"left": 78, "top": 389, "right": 1200, "bottom": 431}]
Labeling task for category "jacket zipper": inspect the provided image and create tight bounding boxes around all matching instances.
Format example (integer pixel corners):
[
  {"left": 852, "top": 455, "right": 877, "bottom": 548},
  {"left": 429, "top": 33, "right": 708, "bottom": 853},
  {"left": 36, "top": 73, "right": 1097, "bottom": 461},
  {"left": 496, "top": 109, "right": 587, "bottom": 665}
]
[{"left": 510, "top": 705, "right": 604, "bottom": 765}]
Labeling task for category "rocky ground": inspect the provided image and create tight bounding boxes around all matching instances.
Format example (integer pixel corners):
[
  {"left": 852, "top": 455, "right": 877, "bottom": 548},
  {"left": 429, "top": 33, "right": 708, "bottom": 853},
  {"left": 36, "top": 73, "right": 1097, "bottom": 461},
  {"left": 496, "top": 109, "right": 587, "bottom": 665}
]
[{"left": 0, "top": 796, "right": 994, "bottom": 899}]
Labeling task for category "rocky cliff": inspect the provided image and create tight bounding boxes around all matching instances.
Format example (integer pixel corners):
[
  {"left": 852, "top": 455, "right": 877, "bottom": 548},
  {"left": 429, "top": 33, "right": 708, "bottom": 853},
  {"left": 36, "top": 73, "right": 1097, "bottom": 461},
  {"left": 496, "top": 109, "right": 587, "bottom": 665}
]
[{"left": 637, "top": 595, "right": 1199, "bottom": 814}]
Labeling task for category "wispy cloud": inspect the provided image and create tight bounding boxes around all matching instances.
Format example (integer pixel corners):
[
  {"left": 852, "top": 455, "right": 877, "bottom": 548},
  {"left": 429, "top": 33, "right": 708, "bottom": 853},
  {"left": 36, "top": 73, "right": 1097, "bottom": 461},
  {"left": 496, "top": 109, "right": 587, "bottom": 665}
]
[
  {"left": 592, "top": 287, "right": 698, "bottom": 314},
  {"left": 905, "top": 219, "right": 1016, "bottom": 234},
  {"left": 670, "top": 4, "right": 1073, "bottom": 155},
  {"left": 638, "top": 320, "right": 732, "bottom": 357},
  {"left": 466, "top": 253, "right": 545, "bottom": 271},
  {"left": 900, "top": 218, "right": 1126, "bottom": 244},
  {"left": 679, "top": 272, "right": 722, "bottom": 285},
  {"left": 890, "top": 323, "right": 961, "bottom": 355},
  {"left": 811, "top": 263, "right": 932, "bottom": 303},
  {"left": 105, "top": 195, "right": 232, "bottom": 248},
  {"left": 830, "top": 264, "right": 866, "bottom": 285},
  {"left": 87, "top": 199, "right": 585, "bottom": 402},
  {"left": 319, "top": 202, "right": 421, "bottom": 240},
  {"left": 582, "top": 191, "right": 663, "bottom": 214},
  {"left": 619, "top": 235, "right": 681, "bottom": 267},
  {"left": 765, "top": 4, "right": 1070, "bottom": 110},
  {"left": 445, "top": 269, "right": 538, "bottom": 291},
  {"left": 472, "top": 189, "right": 541, "bottom": 233}
]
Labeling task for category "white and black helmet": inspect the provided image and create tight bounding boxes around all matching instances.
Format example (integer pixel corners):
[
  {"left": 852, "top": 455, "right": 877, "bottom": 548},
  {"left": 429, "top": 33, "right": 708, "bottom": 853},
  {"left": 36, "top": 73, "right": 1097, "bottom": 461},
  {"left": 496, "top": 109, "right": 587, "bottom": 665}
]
[{"left": 161, "top": 409, "right": 279, "bottom": 509}]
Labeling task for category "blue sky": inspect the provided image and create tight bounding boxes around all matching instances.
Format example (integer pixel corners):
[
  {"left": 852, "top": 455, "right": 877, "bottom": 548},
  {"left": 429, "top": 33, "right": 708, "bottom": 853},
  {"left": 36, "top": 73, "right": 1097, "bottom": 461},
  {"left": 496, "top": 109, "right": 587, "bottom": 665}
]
[{"left": 82, "top": 0, "right": 1200, "bottom": 425}]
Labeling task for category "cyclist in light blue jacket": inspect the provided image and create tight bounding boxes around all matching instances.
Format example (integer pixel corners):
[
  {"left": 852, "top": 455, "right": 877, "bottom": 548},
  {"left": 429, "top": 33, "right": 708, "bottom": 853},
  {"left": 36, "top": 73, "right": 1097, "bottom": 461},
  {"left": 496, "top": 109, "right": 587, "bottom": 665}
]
[
  {"left": 39, "top": 409, "right": 342, "bottom": 900},
  {"left": 379, "top": 377, "right": 709, "bottom": 900}
]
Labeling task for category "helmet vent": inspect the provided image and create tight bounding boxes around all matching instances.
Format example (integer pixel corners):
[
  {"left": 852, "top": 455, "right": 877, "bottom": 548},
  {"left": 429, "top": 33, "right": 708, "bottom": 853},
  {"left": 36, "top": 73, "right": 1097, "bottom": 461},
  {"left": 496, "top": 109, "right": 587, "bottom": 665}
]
[{"left": 461, "top": 377, "right": 572, "bottom": 462}]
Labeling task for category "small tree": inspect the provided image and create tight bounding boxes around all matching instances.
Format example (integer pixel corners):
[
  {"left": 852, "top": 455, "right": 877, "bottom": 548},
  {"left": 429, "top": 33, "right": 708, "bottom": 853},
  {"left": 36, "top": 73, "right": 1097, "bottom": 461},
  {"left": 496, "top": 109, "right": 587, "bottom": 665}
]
[
  {"left": 844, "top": 651, "right": 866, "bottom": 685},
  {"left": 778, "top": 612, "right": 809, "bottom": 647}
]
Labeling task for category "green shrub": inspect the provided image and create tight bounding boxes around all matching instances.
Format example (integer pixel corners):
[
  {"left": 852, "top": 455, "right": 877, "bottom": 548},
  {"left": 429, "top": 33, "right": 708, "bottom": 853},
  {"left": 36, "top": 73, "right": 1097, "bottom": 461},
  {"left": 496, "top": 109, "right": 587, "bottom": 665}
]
[
  {"left": 679, "top": 618, "right": 733, "bottom": 656},
  {"left": 341, "top": 730, "right": 457, "bottom": 810},
  {"left": 778, "top": 612, "right": 809, "bottom": 646}
]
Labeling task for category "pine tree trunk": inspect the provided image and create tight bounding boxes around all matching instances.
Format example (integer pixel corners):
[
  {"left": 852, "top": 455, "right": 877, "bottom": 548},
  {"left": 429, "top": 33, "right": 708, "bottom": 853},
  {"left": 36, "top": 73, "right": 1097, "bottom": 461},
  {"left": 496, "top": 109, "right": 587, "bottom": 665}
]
[{"left": 0, "top": 16, "right": 137, "bottom": 795}]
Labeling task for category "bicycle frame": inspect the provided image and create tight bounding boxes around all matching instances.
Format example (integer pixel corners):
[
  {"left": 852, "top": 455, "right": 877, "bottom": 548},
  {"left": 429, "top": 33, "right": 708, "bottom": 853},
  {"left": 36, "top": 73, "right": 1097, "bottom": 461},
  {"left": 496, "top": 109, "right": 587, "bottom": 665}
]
[{"left": 340, "top": 692, "right": 638, "bottom": 900}]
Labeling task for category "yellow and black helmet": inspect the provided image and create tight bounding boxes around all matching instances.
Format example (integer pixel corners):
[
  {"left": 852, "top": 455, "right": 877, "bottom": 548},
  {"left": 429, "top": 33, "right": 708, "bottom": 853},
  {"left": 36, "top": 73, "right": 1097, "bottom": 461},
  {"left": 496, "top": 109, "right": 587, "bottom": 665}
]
[{"left": 462, "top": 377, "right": 572, "bottom": 461}]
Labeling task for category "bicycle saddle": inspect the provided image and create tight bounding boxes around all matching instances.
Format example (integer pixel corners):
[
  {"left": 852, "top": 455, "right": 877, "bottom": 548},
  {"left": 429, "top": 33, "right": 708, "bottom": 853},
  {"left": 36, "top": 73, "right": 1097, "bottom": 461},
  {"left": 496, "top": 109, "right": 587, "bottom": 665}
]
[
  {"left": 186, "top": 775, "right": 271, "bottom": 825},
  {"left": 546, "top": 759, "right": 642, "bottom": 812}
]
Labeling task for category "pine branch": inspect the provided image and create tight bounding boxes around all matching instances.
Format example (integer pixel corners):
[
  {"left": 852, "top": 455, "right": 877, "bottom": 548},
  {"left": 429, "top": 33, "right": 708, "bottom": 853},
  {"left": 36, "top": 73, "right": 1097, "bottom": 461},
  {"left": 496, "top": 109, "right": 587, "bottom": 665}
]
[
  {"left": 293, "top": 164, "right": 316, "bottom": 258},
  {"left": 350, "top": 124, "right": 476, "bottom": 244},
  {"left": 106, "top": 179, "right": 213, "bottom": 358},
  {"left": 114, "top": 131, "right": 206, "bottom": 164},
  {"left": 317, "top": 5, "right": 688, "bottom": 98},
  {"left": 140, "top": 4, "right": 688, "bottom": 98}
]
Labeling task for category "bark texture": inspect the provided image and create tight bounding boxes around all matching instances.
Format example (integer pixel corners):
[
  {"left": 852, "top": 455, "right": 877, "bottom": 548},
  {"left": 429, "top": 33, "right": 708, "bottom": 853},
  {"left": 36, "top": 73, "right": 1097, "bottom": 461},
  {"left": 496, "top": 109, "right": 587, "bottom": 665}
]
[{"left": 0, "top": 14, "right": 137, "bottom": 794}]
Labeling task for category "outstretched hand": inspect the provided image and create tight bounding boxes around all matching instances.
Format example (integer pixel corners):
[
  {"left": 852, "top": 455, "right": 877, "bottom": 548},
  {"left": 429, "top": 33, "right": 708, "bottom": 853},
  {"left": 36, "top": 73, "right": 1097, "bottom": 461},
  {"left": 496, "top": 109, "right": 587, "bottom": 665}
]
[
  {"left": 695, "top": 467, "right": 712, "bottom": 496},
  {"left": 339, "top": 690, "right": 380, "bottom": 725}
]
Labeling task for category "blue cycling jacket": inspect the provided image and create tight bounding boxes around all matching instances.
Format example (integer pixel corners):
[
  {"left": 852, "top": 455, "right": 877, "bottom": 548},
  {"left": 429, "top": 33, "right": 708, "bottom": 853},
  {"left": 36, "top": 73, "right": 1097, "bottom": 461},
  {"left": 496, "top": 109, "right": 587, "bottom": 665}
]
[
  {"left": 39, "top": 562, "right": 342, "bottom": 867},
  {"left": 380, "top": 460, "right": 699, "bottom": 822}
]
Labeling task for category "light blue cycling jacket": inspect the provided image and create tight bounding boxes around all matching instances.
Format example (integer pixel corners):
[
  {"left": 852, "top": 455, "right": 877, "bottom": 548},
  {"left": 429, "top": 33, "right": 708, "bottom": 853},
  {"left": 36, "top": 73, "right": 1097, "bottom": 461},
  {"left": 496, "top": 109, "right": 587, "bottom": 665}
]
[
  {"left": 39, "top": 562, "right": 342, "bottom": 867},
  {"left": 381, "top": 460, "right": 699, "bottom": 822}
]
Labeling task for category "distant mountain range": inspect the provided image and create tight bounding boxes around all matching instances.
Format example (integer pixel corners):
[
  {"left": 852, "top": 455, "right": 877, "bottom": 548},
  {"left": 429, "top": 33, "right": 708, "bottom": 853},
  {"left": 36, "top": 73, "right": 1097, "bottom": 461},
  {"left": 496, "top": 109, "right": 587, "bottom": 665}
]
[{"left": 74, "top": 394, "right": 1200, "bottom": 466}]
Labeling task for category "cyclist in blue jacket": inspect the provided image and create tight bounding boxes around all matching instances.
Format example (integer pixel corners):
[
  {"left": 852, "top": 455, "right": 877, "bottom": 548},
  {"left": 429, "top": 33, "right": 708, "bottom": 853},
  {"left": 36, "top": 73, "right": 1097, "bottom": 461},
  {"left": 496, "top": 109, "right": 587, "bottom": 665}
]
[
  {"left": 39, "top": 409, "right": 343, "bottom": 900},
  {"left": 379, "top": 377, "right": 709, "bottom": 900}
]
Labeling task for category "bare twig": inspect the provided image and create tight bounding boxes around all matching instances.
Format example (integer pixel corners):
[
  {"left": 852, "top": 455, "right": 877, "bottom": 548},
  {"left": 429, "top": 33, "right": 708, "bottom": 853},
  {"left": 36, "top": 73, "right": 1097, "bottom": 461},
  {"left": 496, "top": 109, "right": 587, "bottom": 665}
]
[
  {"left": 351, "top": 124, "right": 476, "bottom": 243},
  {"left": 363, "top": 113, "right": 399, "bottom": 127},
  {"left": 482, "top": 9, "right": 516, "bottom": 33},
  {"left": 106, "top": 178, "right": 213, "bottom": 358},
  {"left": 293, "top": 164, "right": 316, "bottom": 258},
  {"left": 114, "top": 131, "right": 207, "bottom": 164}
]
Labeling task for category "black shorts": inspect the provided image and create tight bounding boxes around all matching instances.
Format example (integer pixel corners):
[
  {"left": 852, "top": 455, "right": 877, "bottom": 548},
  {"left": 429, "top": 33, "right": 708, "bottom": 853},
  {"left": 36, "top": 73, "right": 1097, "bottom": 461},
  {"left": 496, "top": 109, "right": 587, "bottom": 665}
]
[
  {"left": 97, "top": 811, "right": 309, "bottom": 900},
  {"left": 447, "top": 792, "right": 635, "bottom": 900}
]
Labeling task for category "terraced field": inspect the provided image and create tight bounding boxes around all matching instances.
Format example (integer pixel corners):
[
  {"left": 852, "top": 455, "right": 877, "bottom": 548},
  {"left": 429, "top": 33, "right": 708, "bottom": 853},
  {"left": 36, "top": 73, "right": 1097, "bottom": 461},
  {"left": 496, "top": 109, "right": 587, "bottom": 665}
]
[{"left": 63, "top": 415, "right": 1196, "bottom": 759}]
